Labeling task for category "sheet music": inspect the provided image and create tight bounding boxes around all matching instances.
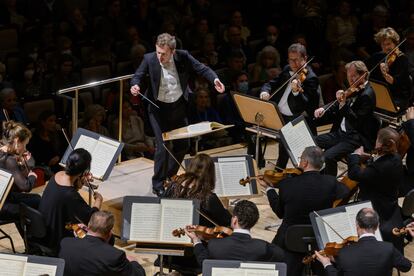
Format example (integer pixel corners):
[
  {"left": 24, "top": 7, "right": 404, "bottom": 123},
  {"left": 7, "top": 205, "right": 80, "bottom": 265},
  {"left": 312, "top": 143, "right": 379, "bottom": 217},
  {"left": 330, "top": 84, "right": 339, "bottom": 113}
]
[
  {"left": 130, "top": 203, "right": 161, "bottom": 241},
  {"left": 0, "top": 170, "right": 11, "bottom": 202},
  {"left": 24, "top": 262, "right": 57, "bottom": 276},
  {"left": 280, "top": 120, "right": 315, "bottom": 166},
  {"left": 211, "top": 268, "right": 278, "bottom": 276},
  {"left": 90, "top": 137, "right": 120, "bottom": 178},
  {"left": 160, "top": 199, "right": 193, "bottom": 243},
  {"left": 0, "top": 254, "right": 27, "bottom": 276},
  {"left": 213, "top": 163, "right": 224, "bottom": 196},
  {"left": 321, "top": 212, "right": 354, "bottom": 243},
  {"left": 74, "top": 135, "right": 97, "bottom": 153},
  {"left": 345, "top": 202, "right": 382, "bottom": 241},
  {"left": 218, "top": 158, "right": 250, "bottom": 196}
]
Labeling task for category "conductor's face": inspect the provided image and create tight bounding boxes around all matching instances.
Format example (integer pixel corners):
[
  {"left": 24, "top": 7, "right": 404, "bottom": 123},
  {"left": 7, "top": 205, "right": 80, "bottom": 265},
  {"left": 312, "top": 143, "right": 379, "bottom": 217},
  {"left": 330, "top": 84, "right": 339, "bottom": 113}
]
[{"left": 156, "top": 45, "right": 174, "bottom": 65}]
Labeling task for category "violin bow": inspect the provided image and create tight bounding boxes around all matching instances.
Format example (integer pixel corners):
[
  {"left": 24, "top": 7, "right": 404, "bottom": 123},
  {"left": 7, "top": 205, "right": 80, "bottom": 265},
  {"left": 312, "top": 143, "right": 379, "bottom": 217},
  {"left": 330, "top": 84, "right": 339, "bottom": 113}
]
[
  {"left": 2, "top": 109, "right": 10, "bottom": 122},
  {"left": 268, "top": 56, "right": 314, "bottom": 101},
  {"left": 162, "top": 143, "right": 186, "bottom": 172},
  {"left": 196, "top": 209, "right": 219, "bottom": 227},
  {"left": 61, "top": 128, "right": 96, "bottom": 198},
  {"left": 313, "top": 211, "right": 346, "bottom": 241}
]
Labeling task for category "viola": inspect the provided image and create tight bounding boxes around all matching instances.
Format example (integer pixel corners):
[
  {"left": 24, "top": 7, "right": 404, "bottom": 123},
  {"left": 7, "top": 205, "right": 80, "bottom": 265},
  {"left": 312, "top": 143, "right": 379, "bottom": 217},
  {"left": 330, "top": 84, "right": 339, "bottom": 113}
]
[
  {"left": 65, "top": 223, "right": 87, "bottom": 239},
  {"left": 172, "top": 225, "right": 233, "bottom": 241},
  {"left": 302, "top": 236, "right": 358, "bottom": 264},
  {"left": 240, "top": 168, "right": 302, "bottom": 187}
]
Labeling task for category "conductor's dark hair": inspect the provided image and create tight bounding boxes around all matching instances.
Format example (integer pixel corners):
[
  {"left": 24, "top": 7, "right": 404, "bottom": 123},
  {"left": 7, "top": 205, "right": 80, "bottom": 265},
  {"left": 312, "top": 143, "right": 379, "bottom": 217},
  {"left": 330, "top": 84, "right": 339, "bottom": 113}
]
[
  {"left": 233, "top": 200, "right": 259, "bottom": 229},
  {"left": 356, "top": 208, "right": 379, "bottom": 231},
  {"left": 65, "top": 148, "right": 91, "bottom": 176}
]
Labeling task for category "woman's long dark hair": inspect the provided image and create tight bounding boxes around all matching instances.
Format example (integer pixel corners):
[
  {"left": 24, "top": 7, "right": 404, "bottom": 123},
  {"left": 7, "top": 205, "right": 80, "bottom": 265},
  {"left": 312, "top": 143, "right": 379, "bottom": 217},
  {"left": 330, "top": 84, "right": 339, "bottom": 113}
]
[{"left": 171, "top": 153, "right": 215, "bottom": 202}]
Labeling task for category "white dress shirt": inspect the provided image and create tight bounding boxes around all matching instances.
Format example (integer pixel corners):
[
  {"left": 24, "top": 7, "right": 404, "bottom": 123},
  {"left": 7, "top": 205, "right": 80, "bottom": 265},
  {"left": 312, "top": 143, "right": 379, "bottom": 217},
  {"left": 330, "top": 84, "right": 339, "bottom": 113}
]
[{"left": 157, "top": 57, "right": 183, "bottom": 103}]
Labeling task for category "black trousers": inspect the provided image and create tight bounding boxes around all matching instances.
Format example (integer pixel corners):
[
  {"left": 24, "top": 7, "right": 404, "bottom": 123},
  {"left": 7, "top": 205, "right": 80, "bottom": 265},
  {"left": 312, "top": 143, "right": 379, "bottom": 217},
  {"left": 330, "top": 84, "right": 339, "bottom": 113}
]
[
  {"left": 315, "top": 130, "right": 361, "bottom": 176},
  {"left": 148, "top": 98, "right": 190, "bottom": 190}
]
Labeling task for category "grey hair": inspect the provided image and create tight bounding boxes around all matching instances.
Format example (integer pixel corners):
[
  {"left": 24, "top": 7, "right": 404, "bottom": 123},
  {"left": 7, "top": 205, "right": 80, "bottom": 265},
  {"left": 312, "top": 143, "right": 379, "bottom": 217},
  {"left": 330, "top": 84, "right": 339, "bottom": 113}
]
[
  {"left": 302, "top": 146, "right": 324, "bottom": 170},
  {"left": 156, "top": 33, "right": 176, "bottom": 50},
  {"left": 288, "top": 43, "right": 307, "bottom": 58},
  {"left": 345, "top": 60, "right": 369, "bottom": 79},
  {"left": 88, "top": 211, "right": 115, "bottom": 235}
]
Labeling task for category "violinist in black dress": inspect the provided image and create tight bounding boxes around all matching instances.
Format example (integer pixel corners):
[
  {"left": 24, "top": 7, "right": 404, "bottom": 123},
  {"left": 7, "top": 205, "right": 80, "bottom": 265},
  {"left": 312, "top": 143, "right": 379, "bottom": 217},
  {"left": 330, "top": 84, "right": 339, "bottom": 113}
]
[{"left": 314, "top": 61, "right": 378, "bottom": 176}]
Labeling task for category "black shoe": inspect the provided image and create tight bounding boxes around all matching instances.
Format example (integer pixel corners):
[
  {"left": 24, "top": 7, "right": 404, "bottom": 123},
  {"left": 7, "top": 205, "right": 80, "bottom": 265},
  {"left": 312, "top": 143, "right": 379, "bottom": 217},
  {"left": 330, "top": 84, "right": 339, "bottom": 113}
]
[{"left": 152, "top": 188, "right": 165, "bottom": 197}]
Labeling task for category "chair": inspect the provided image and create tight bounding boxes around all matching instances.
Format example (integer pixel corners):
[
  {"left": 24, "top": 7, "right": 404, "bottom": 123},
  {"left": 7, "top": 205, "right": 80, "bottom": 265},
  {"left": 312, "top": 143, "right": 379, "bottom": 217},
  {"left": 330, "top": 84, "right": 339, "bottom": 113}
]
[
  {"left": 402, "top": 188, "right": 414, "bottom": 218},
  {"left": 19, "top": 203, "right": 56, "bottom": 256},
  {"left": 0, "top": 219, "right": 17, "bottom": 253},
  {"left": 23, "top": 99, "right": 55, "bottom": 126},
  {"left": 284, "top": 225, "right": 317, "bottom": 276}
]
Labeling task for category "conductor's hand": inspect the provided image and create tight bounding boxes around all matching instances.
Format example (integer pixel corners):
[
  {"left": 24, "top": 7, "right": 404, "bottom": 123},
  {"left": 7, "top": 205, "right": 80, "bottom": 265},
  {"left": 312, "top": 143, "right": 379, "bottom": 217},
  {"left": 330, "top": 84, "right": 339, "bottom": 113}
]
[
  {"left": 314, "top": 107, "right": 325, "bottom": 118},
  {"left": 406, "top": 106, "right": 414, "bottom": 121},
  {"left": 260, "top": 91, "right": 270, "bottom": 101},
  {"left": 130, "top": 84, "right": 140, "bottom": 96},
  {"left": 214, "top": 78, "right": 225, "bottom": 93}
]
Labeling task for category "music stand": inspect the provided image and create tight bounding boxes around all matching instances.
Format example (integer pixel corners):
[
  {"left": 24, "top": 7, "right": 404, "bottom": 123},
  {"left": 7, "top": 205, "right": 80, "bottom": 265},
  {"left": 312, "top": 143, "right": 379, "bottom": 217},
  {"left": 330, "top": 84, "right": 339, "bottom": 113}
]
[
  {"left": 232, "top": 92, "right": 284, "bottom": 163},
  {"left": 370, "top": 79, "right": 403, "bottom": 125},
  {"left": 284, "top": 225, "right": 317, "bottom": 276}
]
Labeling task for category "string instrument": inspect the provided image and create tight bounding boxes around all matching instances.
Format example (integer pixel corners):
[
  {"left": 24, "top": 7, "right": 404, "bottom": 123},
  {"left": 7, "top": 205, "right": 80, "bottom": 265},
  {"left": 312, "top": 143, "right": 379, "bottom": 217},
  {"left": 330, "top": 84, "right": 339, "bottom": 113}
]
[
  {"left": 397, "top": 128, "right": 411, "bottom": 158},
  {"left": 385, "top": 48, "right": 402, "bottom": 68},
  {"left": 65, "top": 223, "right": 87, "bottom": 239},
  {"left": 239, "top": 168, "right": 302, "bottom": 187},
  {"left": 172, "top": 225, "right": 233, "bottom": 240},
  {"left": 302, "top": 236, "right": 358, "bottom": 264},
  {"left": 268, "top": 57, "right": 314, "bottom": 100},
  {"left": 392, "top": 226, "right": 414, "bottom": 237}
]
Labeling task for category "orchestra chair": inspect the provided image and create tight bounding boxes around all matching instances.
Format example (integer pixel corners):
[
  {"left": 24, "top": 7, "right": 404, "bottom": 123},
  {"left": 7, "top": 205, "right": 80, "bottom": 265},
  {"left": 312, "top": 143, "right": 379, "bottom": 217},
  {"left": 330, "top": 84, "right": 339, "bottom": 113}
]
[
  {"left": 19, "top": 203, "right": 56, "bottom": 257},
  {"left": 284, "top": 224, "right": 318, "bottom": 276},
  {"left": 0, "top": 218, "right": 17, "bottom": 253}
]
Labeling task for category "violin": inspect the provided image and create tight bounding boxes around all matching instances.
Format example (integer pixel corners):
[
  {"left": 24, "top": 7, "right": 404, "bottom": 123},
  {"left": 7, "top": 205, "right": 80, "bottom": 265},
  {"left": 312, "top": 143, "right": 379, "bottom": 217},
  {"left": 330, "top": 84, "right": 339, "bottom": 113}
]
[
  {"left": 385, "top": 48, "right": 402, "bottom": 68},
  {"left": 65, "top": 223, "right": 87, "bottom": 239},
  {"left": 239, "top": 168, "right": 302, "bottom": 187},
  {"left": 302, "top": 236, "right": 358, "bottom": 264},
  {"left": 172, "top": 225, "right": 233, "bottom": 241},
  {"left": 392, "top": 226, "right": 414, "bottom": 237}
]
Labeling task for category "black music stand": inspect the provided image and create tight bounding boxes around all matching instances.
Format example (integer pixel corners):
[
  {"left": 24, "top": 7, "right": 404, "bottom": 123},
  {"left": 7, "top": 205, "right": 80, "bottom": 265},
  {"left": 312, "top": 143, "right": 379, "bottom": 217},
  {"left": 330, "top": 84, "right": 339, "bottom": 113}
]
[{"left": 284, "top": 225, "right": 318, "bottom": 276}]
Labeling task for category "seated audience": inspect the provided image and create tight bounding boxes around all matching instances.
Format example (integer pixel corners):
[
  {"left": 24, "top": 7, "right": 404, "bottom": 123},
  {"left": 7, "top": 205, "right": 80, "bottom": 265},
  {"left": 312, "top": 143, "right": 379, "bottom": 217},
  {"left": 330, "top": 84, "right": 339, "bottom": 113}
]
[{"left": 59, "top": 211, "right": 146, "bottom": 276}]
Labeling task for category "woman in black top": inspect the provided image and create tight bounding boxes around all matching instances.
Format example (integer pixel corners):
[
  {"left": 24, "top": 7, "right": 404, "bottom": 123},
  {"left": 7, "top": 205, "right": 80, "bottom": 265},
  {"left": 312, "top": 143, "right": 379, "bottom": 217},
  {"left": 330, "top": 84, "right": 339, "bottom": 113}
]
[
  {"left": 348, "top": 127, "right": 405, "bottom": 252},
  {"left": 0, "top": 121, "right": 40, "bottom": 222},
  {"left": 38, "top": 148, "right": 103, "bottom": 253}
]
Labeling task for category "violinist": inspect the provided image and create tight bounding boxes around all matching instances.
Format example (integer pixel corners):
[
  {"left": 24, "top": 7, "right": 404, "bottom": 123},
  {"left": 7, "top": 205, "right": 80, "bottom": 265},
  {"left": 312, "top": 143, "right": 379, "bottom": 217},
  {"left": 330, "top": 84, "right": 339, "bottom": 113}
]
[
  {"left": 258, "top": 146, "right": 349, "bottom": 276},
  {"left": 347, "top": 127, "right": 405, "bottom": 252},
  {"left": 315, "top": 208, "right": 411, "bottom": 276},
  {"left": 163, "top": 153, "right": 231, "bottom": 227},
  {"left": 0, "top": 121, "right": 40, "bottom": 236},
  {"left": 185, "top": 200, "right": 284, "bottom": 267},
  {"left": 38, "top": 148, "right": 103, "bottom": 254},
  {"left": 260, "top": 43, "right": 319, "bottom": 169},
  {"left": 367, "top": 27, "right": 411, "bottom": 110},
  {"left": 59, "top": 211, "right": 145, "bottom": 276},
  {"left": 314, "top": 60, "right": 378, "bottom": 176}
]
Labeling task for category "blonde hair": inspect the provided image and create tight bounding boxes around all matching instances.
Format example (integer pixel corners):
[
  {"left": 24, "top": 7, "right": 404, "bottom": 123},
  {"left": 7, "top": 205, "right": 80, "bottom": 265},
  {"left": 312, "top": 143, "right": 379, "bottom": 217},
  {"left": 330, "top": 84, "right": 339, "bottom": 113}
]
[
  {"left": 374, "top": 27, "right": 400, "bottom": 44},
  {"left": 2, "top": 121, "right": 31, "bottom": 146}
]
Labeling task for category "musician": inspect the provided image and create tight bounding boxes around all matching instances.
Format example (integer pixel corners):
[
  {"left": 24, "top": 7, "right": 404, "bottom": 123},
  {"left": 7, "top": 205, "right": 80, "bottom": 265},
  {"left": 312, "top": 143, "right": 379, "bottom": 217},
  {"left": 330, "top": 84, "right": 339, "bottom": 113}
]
[
  {"left": 347, "top": 127, "right": 405, "bottom": 252},
  {"left": 38, "top": 148, "right": 103, "bottom": 254},
  {"left": 130, "top": 33, "right": 225, "bottom": 197},
  {"left": 59, "top": 211, "right": 146, "bottom": 276},
  {"left": 401, "top": 106, "right": 414, "bottom": 195},
  {"left": 314, "top": 60, "right": 378, "bottom": 176},
  {"left": 0, "top": 121, "right": 40, "bottom": 234},
  {"left": 185, "top": 200, "right": 284, "bottom": 266},
  {"left": 259, "top": 146, "right": 349, "bottom": 276},
  {"left": 366, "top": 27, "right": 411, "bottom": 110},
  {"left": 259, "top": 43, "right": 319, "bottom": 169},
  {"left": 164, "top": 153, "right": 231, "bottom": 227},
  {"left": 315, "top": 208, "right": 411, "bottom": 276}
]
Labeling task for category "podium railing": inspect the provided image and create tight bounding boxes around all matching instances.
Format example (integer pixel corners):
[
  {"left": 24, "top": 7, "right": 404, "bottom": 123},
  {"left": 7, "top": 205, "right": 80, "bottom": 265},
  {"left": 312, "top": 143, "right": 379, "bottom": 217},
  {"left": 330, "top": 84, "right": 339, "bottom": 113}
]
[{"left": 58, "top": 74, "right": 134, "bottom": 162}]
